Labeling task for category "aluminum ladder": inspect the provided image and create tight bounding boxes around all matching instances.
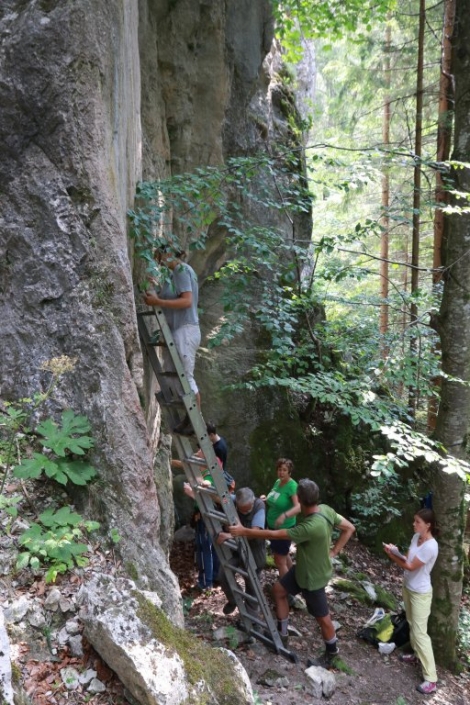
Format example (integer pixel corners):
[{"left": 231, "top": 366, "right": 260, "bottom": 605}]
[{"left": 137, "top": 307, "right": 297, "bottom": 661}]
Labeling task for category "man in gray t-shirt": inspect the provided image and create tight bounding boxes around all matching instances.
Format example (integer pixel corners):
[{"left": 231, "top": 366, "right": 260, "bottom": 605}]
[
  {"left": 160, "top": 262, "right": 199, "bottom": 331},
  {"left": 144, "top": 250, "right": 201, "bottom": 427}
]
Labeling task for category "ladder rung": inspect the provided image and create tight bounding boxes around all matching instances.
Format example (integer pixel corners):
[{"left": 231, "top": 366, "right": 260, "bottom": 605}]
[
  {"left": 155, "top": 393, "right": 184, "bottom": 408},
  {"left": 243, "top": 613, "right": 266, "bottom": 629},
  {"left": 185, "top": 457, "right": 208, "bottom": 467},
  {"left": 195, "top": 485, "right": 219, "bottom": 496},
  {"left": 201, "top": 509, "right": 227, "bottom": 522},
  {"left": 231, "top": 588, "right": 258, "bottom": 605},
  {"left": 222, "top": 563, "right": 249, "bottom": 579},
  {"left": 157, "top": 399, "right": 185, "bottom": 409},
  {"left": 218, "top": 538, "right": 238, "bottom": 550}
]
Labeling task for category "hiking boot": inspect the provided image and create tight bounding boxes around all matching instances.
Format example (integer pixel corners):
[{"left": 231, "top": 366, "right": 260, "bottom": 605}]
[
  {"left": 223, "top": 601, "right": 237, "bottom": 615},
  {"left": 306, "top": 648, "right": 339, "bottom": 670},
  {"left": 416, "top": 681, "right": 437, "bottom": 694},
  {"left": 399, "top": 653, "right": 418, "bottom": 665}
]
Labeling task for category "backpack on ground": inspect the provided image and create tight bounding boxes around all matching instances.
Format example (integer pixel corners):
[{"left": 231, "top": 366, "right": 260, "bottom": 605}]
[
  {"left": 390, "top": 611, "right": 410, "bottom": 647},
  {"left": 357, "top": 610, "right": 409, "bottom": 648}
]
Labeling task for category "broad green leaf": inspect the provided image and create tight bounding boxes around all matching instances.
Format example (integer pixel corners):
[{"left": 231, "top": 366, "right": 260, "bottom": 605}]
[
  {"left": 13, "top": 454, "right": 58, "bottom": 480},
  {"left": 36, "top": 411, "right": 94, "bottom": 457},
  {"left": 39, "top": 506, "right": 82, "bottom": 528},
  {"left": 16, "top": 552, "right": 30, "bottom": 569},
  {"left": 57, "top": 459, "right": 97, "bottom": 485}
]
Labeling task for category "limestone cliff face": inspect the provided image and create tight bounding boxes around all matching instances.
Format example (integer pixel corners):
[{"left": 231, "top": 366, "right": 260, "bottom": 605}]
[{"left": 0, "top": 0, "right": 301, "bottom": 619}]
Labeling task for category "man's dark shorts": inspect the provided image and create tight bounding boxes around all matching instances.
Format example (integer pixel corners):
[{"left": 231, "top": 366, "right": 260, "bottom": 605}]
[
  {"left": 269, "top": 538, "right": 291, "bottom": 556},
  {"left": 280, "top": 567, "right": 329, "bottom": 618}
]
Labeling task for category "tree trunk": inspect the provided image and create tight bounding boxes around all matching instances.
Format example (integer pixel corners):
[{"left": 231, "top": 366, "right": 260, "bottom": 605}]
[
  {"left": 380, "top": 22, "right": 391, "bottom": 354},
  {"left": 408, "top": 0, "right": 425, "bottom": 418},
  {"left": 430, "top": 0, "right": 470, "bottom": 669},
  {"left": 427, "top": 0, "right": 456, "bottom": 431}
]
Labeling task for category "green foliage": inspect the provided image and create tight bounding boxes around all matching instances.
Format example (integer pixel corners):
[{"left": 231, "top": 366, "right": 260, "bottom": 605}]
[
  {"left": 352, "top": 423, "right": 470, "bottom": 535},
  {"left": 371, "top": 424, "right": 470, "bottom": 482},
  {"left": 129, "top": 151, "right": 311, "bottom": 358},
  {"left": 36, "top": 410, "right": 94, "bottom": 456},
  {"left": 225, "top": 625, "right": 240, "bottom": 650},
  {"left": 271, "top": 0, "right": 394, "bottom": 59},
  {"left": 1, "top": 355, "right": 78, "bottom": 492},
  {"left": 110, "top": 528, "right": 121, "bottom": 544},
  {"left": 0, "top": 403, "right": 30, "bottom": 494},
  {"left": 0, "top": 494, "right": 21, "bottom": 521},
  {"left": 351, "top": 473, "right": 418, "bottom": 535},
  {"left": 13, "top": 410, "right": 96, "bottom": 486},
  {"left": 129, "top": 148, "right": 470, "bottom": 493},
  {"left": 332, "top": 656, "right": 355, "bottom": 675},
  {"left": 17, "top": 506, "right": 100, "bottom": 583},
  {"left": 1, "top": 359, "right": 101, "bottom": 584}
]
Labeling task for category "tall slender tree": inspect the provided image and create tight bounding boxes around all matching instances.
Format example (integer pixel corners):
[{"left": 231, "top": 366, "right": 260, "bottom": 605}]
[
  {"left": 430, "top": 0, "right": 470, "bottom": 668},
  {"left": 408, "top": 0, "right": 426, "bottom": 418},
  {"left": 380, "top": 21, "right": 391, "bottom": 351},
  {"left": 427, "top": 0, "right": 456, "bottom": 431}
]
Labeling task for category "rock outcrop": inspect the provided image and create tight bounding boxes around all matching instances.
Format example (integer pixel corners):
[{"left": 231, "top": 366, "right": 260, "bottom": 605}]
[
  {"left": 0, "top": 0, "right": 313, "bottom": 699},
  {"left": 0, "top": 0, "right": 183, "bottom": 623},
  {"left": 77, "top": 573, "right": 254, "bottom": 705},
  {"left": 0, "top": 0, "right": 286, "bottom": 606}
]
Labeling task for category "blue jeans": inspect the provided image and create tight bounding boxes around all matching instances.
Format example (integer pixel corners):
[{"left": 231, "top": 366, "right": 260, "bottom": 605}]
[{"left": 195, "top": 520, "right": 217, "bottom": 588}]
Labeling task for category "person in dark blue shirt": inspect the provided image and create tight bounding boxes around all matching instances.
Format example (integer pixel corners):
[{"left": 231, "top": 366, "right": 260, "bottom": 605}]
[{"left": 207, "top": 422, "right": 235, "bottom": 491}]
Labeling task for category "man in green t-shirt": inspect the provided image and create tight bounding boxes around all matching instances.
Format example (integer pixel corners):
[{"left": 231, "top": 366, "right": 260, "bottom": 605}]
[{"left": 229, "top": 478, "right": 355, "bottom": 668}]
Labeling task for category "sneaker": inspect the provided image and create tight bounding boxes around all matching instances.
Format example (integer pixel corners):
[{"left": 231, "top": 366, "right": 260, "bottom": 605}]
[
  {"left": 223, "top": 602, "right": 237, "bottom": 615},
  {"left": 306, "top": 648, "right": 339, "bottom": 670},
  {"left": 416, "top": 681, "right": 437, "bottom": 694},
  {"left": 399, "top": 653, "right": 418, "bottom": 664}
]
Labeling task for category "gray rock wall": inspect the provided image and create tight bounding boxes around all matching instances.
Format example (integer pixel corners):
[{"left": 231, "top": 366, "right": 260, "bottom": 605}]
[
  {"left": 0, "top": 0, "right": 302, "bottom": 622},
  {"left": 0, "top": 0, "right": 178, "bottom": 619}
]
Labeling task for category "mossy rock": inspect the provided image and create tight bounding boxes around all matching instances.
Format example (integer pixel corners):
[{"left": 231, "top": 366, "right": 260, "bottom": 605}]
[
  {"left": 331, "top": 578, "right": 374, "bottom": 605},
  {"left": 374, "top": 585, "right": 398, "bottom": 611},
  {"left": 134, "top": 592, "right": 250, "bottom": 704},
  {"left": 331, "top": 577, "right": 397, "bottom": 611}
]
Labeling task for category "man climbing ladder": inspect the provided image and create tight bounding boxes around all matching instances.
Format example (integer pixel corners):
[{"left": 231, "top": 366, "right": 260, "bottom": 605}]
[{"left": 143, "top": 244, "right": 200, "bottom": 434}]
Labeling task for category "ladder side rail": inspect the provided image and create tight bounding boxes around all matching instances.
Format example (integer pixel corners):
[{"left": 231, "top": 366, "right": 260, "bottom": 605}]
[
  {"left": 138, "top": 312, "right": 185, "bottom": 430},
  {"left": 137, "top": 312, "right": 167, "bottom": 380}
]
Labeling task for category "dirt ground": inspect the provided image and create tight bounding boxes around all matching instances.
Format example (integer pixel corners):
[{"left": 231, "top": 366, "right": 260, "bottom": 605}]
[
  {"left": 3, "top": 499, "right": 469, "bottom": 705},
  {"left": 170, "top": 534, "right": 470, "bottom": 705}
]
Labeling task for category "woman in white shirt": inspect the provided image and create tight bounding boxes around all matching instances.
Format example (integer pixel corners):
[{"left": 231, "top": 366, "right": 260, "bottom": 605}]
[{"left": 383, "top": 508, "right": 439, "bottom": 695}]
